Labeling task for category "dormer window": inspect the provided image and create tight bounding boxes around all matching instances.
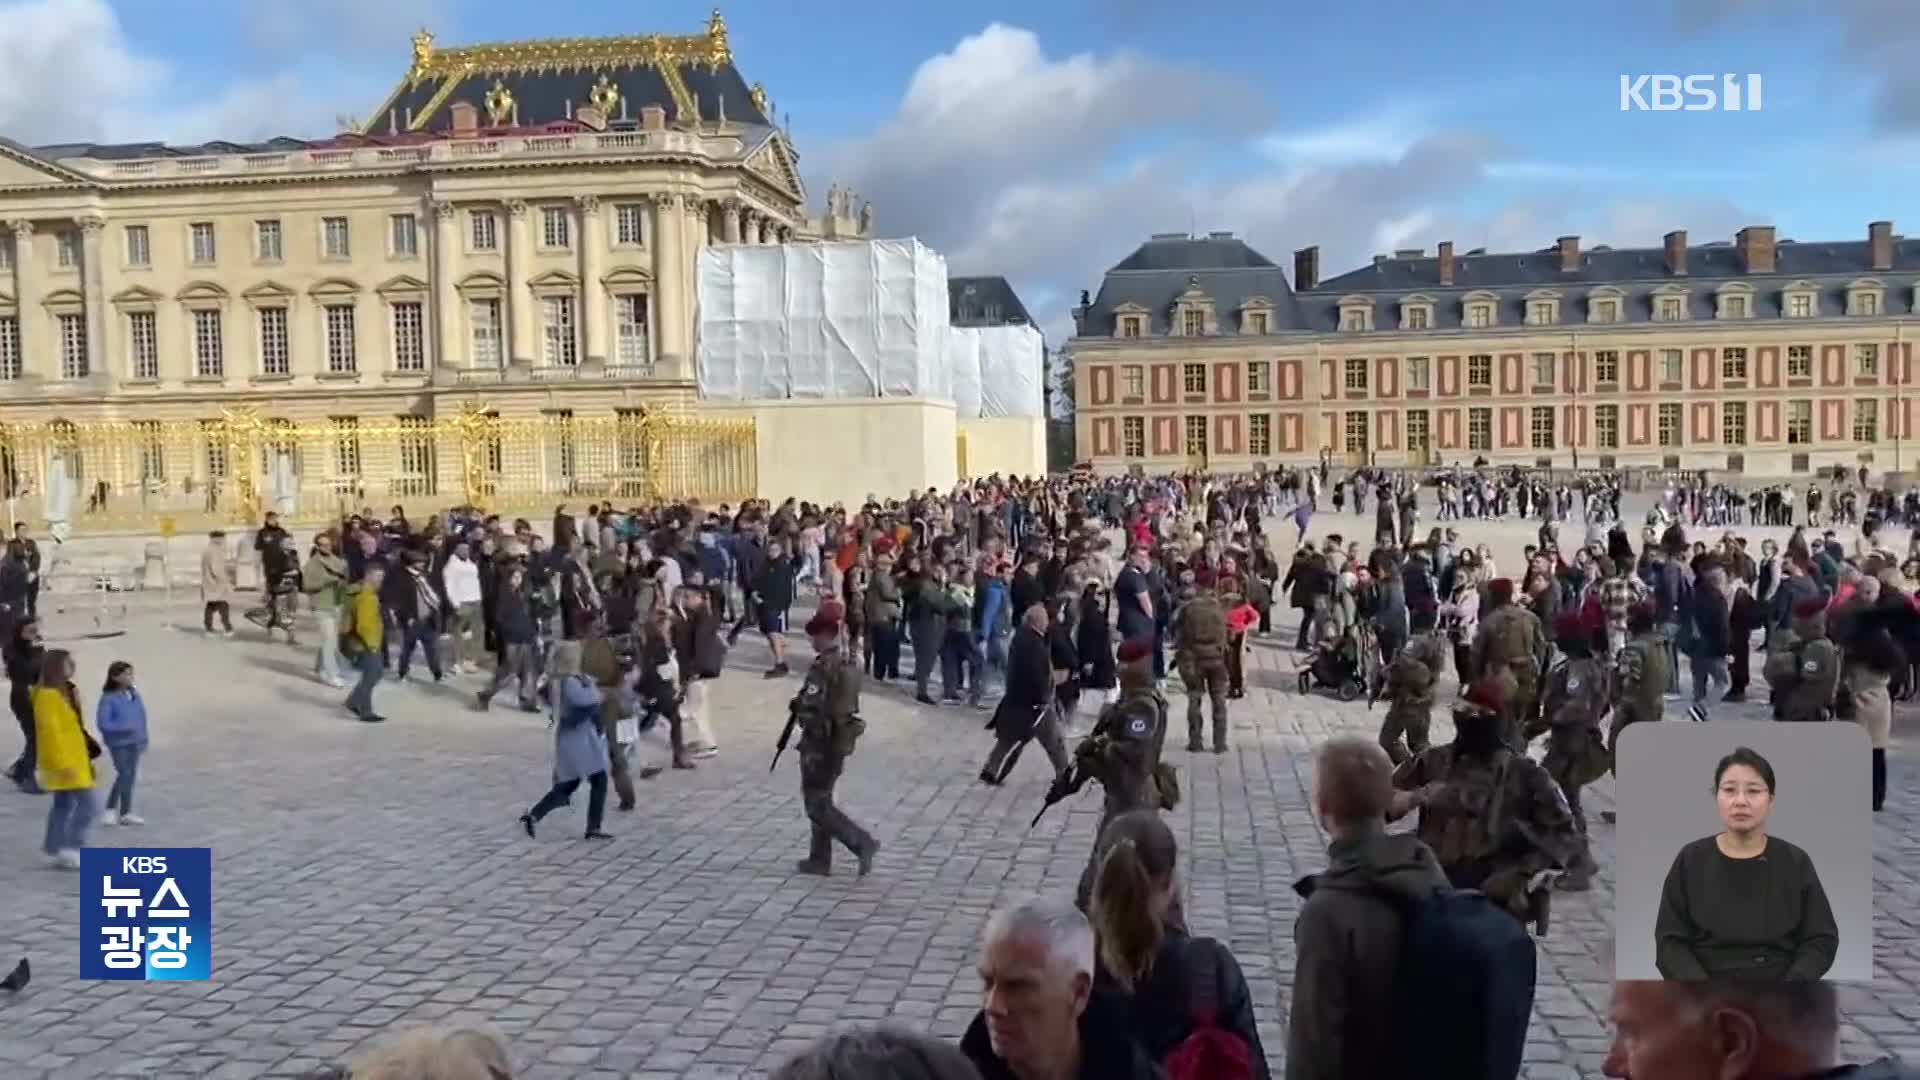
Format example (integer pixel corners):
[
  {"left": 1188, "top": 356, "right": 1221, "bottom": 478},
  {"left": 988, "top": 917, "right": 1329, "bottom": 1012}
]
[
  {"left": 1847, "top": 279, "right": 1885, "bottom": 316},
  {"left": 1653, "top": 287, "right": 1689, "bottom": 322},
  {"left": 1172, "top": 276, "right": 1217, "bottom": 336},
  {"left": 1399, "top": 294, "right": 1434, "bottom": 331},
  {"left": 1111, "top": 302, "right": 1149, "bottom": 341},
  {"left": 1715, "top": 283, "right": 1753, "bottom": 320},
  {"left": 1525, "top": 299, "right": 1558, "bottom": 326},
  {"left": 1238, "top": 296, "right": 1275, "bottom": 335},
  {"left": 1463, "top": 291, "right": 1498, "bottom": 329},
  {"left": 1587, "top": 287, "right": 1623, "bottom": 324},
  {"left": 1784, "top": 281, "right": 1818, "bottom": 318},
  {"left": 1338, "top": 296, "right": 1373, "bottom": 332}
]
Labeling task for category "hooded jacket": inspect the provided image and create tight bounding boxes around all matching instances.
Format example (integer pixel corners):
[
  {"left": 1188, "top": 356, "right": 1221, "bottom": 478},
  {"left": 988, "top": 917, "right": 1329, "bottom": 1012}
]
[{"left": 1287, "top": 820, "right": 1448, "bottom": 1080}]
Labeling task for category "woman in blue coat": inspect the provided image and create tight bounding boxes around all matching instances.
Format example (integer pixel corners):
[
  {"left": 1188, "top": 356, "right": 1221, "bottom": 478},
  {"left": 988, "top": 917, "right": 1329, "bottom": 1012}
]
[{"left": 519, "top": 642, "right": 613, "bottom": 841}]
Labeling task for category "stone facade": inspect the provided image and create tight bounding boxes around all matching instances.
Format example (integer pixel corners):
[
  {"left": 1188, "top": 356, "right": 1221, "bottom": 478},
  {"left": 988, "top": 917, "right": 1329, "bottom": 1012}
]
[{"left": 1071, "top": 226, "right": 1920, "bottom": 478}]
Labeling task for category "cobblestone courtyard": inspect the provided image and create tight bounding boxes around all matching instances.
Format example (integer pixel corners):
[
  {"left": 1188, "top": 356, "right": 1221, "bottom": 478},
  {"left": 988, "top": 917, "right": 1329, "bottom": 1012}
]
[{"left": 2, "top": 533, "right": 1918, "bottom": 1077}]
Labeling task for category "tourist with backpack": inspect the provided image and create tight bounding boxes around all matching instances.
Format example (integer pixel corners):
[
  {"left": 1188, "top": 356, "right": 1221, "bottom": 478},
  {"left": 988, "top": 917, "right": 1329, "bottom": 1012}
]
[
  {"left": 1089, "top": 809, "right": 1268, "bottom": 1079},
  {"left": 1287, "top": 736, "right": 1449, "bottom": 1080}
]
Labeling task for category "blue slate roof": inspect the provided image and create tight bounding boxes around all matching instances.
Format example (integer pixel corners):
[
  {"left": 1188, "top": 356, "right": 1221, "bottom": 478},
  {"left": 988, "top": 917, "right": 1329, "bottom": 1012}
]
[
  {"left": 950, "top": 276, "right": 1035, "bottom": 327},
  {"left": 1080, "top": 233, "right": 1306, "bottom": 336},
  {"left": 1298, "top": 237, "right": 1920, "bottom": 332}
]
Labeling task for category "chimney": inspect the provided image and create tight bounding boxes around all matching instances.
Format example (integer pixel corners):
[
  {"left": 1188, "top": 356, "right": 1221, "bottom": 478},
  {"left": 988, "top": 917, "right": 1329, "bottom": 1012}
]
[
  {"left": 1664, "top": 230, "right": 1688, "bottom": 276},
  {"left": 1557, "top": 235, "right": 1580, "bottom": 272},
  {"left": 1870, "top": 220, "right": 1894, "bottom": 271},
  {"left": 1438, "top": 241, "right": 1454, "bottom": 285},
  {"left": 1293, "top": 245, "right": 1319, "bottom": 290},
  {"left": 1735, "top": 225, "right": 1776, "bottom": 273},
  {"left": 640, "top": 104, "right": 667, "bottom": 131},
  {"left": 448, "top": 101, "right": 479, "bottom": 134}
]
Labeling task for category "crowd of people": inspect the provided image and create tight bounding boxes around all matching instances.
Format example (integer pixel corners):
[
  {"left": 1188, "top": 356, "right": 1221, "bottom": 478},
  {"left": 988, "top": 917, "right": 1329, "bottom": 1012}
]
[{"left": 3, "top": 460, "right": 1915, "bottom": 1078}]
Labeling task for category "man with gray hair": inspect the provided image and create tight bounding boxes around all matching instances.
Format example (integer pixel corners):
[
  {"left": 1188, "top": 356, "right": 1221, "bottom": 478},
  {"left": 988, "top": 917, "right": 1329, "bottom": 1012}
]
[
  {"left": 1603, "top": 978, "right": 1914, "bottom": 1079},
  {"left": 958, "top": 897, "right": 1159, "bottom": 1079}
]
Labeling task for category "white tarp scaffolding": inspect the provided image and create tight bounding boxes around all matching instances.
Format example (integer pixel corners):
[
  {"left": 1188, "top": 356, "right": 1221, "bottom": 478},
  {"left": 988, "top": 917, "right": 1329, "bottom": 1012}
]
[
  {"left": 975, "top": 324, "right": 1046, "bottom": 418},
  {"left": 945, "top": 327, "right": 984, "bottom": 419},
  {"left": 696, "top": 239, "right": 952, "bottom": 402}
]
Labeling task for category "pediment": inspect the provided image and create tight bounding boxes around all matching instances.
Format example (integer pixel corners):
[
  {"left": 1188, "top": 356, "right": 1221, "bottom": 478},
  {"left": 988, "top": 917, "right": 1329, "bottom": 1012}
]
[
  {"left": 1399, "top": 293, "right": 1436, "bottom": 305},
  {"left": 1111, "top": 301, "right": 1149, "bottom": 315},
  {"left": 1239, "top": 295, "right": 1275, "bottom": 309},
  {"left": 175, "top": 280, "right": 229, "bottom": 303},
  {"left": 1587, "top": 285, "right": 1625, "bottom": 298},
  {"left": 308, "top": 277, "right": 361, "bottom": 299},
  {"left": 111, "top": 285, "right": 164, "bottom": 306},
  {"left": 0, "top": 140, "right": 92, "bottom": 188},
  {"left": 1651, "top": 282, "right": 1691, "bottom": 295},
  {"left": 743, "top": 130, "right": 804, "bottom": 201},
  {"left": 1782, "top": 279, "right": 1820, "bottom": 293},
  {"left": 1337, "top": 294, "right": 1373, "bottom": 307},
  {"left": 1714, "top": 280, "right": 1754, "bottom": 294},
  {"left": 527, "top": 269, "right": 579, "bottom": 289},
  {"left": 243, "top": 281, "right": 295, "bottom": 302},
  {"left": 1522, "top": 288, "right": 1562, "bottom": 300},
  {"left": 601, "top": 266, "right": 654, "bottom": 289},
  {"left": 1460, "top": 289, "right": 1500, "bottom": 303},
  {"left": 1848, "top": 277, "right": 1886, "bottom": 290},
  {"left": 457, "top": 270, "right": 506, "bottom": 291},
  {"left": 0, "top": 288, "right": 13, "bottom": 307},
  {"left": 376, "top": 273, "right": 430, "bottom": 296},
  {"left": 41, "top": 288, "right": 86, "bottom": 307}
]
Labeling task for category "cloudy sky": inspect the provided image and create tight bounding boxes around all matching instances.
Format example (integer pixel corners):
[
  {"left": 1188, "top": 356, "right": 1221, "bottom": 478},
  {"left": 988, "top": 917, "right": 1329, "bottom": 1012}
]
[{"left": 5, "top": 0, "right": 1919, "bottom": 341}]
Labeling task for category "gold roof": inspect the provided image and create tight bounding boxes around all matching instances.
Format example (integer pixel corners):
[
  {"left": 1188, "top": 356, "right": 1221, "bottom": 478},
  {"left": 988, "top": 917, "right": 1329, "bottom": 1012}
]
[{"left": 367, "top": 9, "right": 740, "bottom": 134}]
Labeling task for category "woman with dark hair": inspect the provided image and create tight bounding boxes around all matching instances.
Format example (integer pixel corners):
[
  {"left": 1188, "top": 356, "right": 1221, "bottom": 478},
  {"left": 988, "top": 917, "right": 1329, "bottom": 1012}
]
[
  {"left": 1088, "top": 810, "right": 1269, "bottom": 1077},
  {"left": 1075, "top": 582, "right": 1117, "bottom": 710},
  {"left": 4, "top": 615, "right": 45, "bottom": 792},
  {"left": 33, "top": 648, "right": 98, "bottom": 868},
  {"left": 1654, "top": 747, "right": 1838, "bottom": 981}
]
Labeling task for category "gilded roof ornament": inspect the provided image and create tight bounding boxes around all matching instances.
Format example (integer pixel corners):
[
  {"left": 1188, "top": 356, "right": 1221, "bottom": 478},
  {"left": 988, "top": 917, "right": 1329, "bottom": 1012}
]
[
  {"left": 409, "top": 27, "right": 436, "bottom": 82},
  {"left": 705, "top": 8, "right": 731, "bottom": 70},
  {"left": 484, "top": 80, "right": 515, "bottom": 126},
  {"left": 750, "top": 83, "right": 769, "bottom": 118},
  {"left": 588, "top": 73, "right": 621, "bottom": 116}
]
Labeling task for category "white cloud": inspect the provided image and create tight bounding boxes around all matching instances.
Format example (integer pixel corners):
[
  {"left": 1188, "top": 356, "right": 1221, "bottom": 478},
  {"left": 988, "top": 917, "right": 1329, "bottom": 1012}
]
[
  {"left": 247, "top": 0, "right": 445, "bottom": 52},
  {"left": 1255, "top": 103, "right": 1431, "bottom": 166},
  {"left": 0, "top": 0, "right": 355, "bottom": 146}
]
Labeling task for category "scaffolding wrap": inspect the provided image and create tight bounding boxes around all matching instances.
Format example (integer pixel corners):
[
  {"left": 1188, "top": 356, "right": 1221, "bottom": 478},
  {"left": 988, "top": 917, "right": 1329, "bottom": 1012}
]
[
  {"left": 975, "top": 324, "right": 1046, "bottom": 418},
  {"left": 697, "top": 239, "right": 952, "bottom": 402},
  {"left": 946, "top": 327, "right": 984, "bottom": 420}
]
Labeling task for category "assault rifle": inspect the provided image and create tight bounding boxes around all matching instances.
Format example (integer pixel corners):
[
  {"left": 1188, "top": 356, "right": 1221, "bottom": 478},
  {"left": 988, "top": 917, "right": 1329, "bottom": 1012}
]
[
  {"left": 1030, "top": 766, "right": 1081, "bottom": 828},
  {"left": 770, "top": 708, "right": 802, "bottom": 772}
]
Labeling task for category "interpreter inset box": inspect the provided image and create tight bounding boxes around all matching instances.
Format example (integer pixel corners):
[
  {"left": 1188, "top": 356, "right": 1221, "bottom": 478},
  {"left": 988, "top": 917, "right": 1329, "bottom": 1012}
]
[{"left": 1612, "top": 721, "right": 1871, "bottom": 982}]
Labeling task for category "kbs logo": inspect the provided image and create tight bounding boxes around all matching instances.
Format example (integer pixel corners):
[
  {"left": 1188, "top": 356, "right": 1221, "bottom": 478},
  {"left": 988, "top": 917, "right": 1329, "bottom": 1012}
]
[{"left": 1619, "top": 74, "right": 1763, "bottom": 112}]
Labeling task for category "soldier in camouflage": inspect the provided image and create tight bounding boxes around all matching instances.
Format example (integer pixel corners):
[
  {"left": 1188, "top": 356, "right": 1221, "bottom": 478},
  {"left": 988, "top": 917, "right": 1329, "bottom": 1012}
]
[
  {"left": 1469, "top": 578, "right": 1549, "bottom": 750},
  {"left": 1172, "top": 582, "right": 1231, "bottom": 753},
  {"left": 1069, "top": 637, "right": 1177, "bottom": 912},
  {"left": 1764, "top": 597, "right": 1843, "bottom": 722},
  {"left": 1531, "top": 611, "right": 1613, "bottom": 892},
  {"left": 788, "top": 611, "right": 880, "bottom": 877},
  {"left": 1389, "top": 677, "right": 1580, "bottom": 933},
  {"left": 1378, "top": 629, "right": 1447, "bottom": 765}
]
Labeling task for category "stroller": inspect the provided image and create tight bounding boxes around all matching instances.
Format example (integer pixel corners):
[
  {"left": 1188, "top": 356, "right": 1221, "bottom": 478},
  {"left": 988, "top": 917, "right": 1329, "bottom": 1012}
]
[{"left": 1298, "top": 617, "right": 1383, "bottom": 702}]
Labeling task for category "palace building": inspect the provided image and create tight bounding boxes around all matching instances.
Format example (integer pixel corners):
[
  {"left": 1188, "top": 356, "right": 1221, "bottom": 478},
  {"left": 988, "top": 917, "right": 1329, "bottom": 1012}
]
[
  {"left": 0, "top": 11, "right": 870, "bottom": 529},
  {"left": 1071, "top": 223, "right": 1920, "bottom": 478}
]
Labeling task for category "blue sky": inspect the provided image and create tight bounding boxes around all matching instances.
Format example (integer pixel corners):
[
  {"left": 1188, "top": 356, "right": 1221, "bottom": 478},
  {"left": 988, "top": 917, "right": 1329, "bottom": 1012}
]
[{"left": 6, "top": 0, "right": 1919, "bottom": 340}]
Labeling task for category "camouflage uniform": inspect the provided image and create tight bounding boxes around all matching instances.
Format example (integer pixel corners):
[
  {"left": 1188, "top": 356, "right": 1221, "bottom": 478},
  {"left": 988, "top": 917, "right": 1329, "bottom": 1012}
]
[
  {"left": 1471, "top": 604, "right": 1549, "bottom": 748},
  {"left": 1392, "top": 742, "right": 1580, "bottom": 931},
  {"left": 1609, "top": 627, "right": 1672, "bottom": 760},
  {"left": 1763, "top": 606, "right": 1842, "bottom": 722},
  {"left": 1534, "top": 648, "right": 1613, "bottom": 890},
  {"left": 792, "top": 645, "right": 879, "bottom": 876},
  {"left": 1070, "top": 684, "right": 1176, "bottom": 911},
  {"left": 1379, "top": 631, "right": 1446, "bottom": 765},
  {"left": 1173, "top": 590, "right": 1231, "bottom": 752}
]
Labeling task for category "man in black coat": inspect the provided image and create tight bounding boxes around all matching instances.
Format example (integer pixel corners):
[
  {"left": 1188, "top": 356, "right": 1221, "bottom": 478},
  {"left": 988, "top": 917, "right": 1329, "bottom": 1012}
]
[{"left": 978, "top": 603, "right": 1068, "bottom": 785}]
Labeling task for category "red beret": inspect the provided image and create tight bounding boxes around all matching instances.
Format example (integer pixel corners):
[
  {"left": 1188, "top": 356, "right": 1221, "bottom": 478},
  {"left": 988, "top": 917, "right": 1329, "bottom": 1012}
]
[
  {"left": 872, "top": 537, "right": 896, "bottom": 554},
  {"left": 1116, "top": 637, "right": 1155, "bottom": 665},
  {"left": 805, "top": 611, "right": 842, "bottom": 637},
  {"left": 1488, "top": 578, "right": 1515, "bottom": 603},
  {"left": 1460, "top": 678, "right": 1507, "bottom": 715},
  {"left": 1793, "top": 597, "right": 1827, "bottom": 619},
  {"left": 1552, "top": 611, "right": 1588, "bottom": 641}
]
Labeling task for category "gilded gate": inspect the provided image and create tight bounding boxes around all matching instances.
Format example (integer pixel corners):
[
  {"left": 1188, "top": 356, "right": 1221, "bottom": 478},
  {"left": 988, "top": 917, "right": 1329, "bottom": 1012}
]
[{"left": 0, "top": 406, "right": 757, "bottom": 534}]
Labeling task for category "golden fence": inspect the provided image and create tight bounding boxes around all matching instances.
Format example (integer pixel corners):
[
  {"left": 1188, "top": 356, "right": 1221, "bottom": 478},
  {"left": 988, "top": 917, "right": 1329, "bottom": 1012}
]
[{"left": 0, "top": 407, "right": 757, "bottom": 535}]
